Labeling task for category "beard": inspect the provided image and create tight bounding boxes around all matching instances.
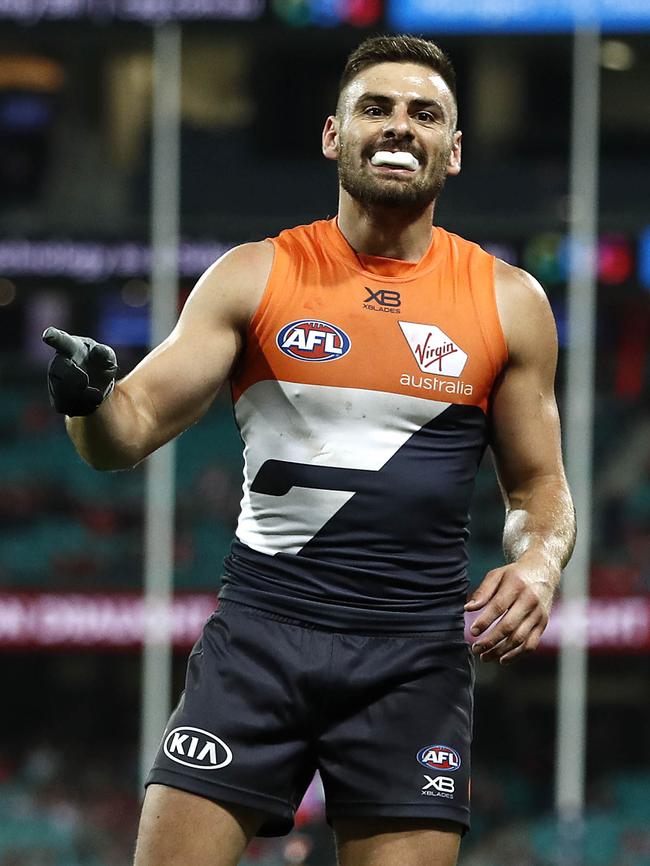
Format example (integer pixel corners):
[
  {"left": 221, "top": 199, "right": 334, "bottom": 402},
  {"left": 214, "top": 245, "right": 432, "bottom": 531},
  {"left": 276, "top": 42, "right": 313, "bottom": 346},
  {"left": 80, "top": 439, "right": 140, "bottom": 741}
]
[{"left": 337, "top": 137, "right": 452, "bottom": 211}]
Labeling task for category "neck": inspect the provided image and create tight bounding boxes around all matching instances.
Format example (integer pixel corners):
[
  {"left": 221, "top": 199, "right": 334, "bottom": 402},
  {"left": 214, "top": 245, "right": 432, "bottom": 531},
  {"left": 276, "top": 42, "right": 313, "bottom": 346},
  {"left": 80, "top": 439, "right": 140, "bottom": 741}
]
[{"left": 336, "top": 188, "right": 436, "bottom": 262}]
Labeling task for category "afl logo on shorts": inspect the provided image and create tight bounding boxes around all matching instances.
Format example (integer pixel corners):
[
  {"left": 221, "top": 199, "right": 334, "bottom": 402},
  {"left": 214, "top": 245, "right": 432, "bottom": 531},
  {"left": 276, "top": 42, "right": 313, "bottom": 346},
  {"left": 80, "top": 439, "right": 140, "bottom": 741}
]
[
  {"left": 163, "top": 726, "right": 233, "bottom": 770},
  {"left": 277, "top": 319, "right": 351, "bottom": 362},
  {"left": 417, "top": 745, "right": 461, "bottom": 772}
]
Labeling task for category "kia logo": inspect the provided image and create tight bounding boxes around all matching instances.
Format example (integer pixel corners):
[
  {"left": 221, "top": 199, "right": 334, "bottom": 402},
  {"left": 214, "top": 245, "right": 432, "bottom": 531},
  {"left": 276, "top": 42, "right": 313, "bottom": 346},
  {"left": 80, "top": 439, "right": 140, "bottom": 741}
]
[{"left": 164, "top": 726, "right": 233, "bottom": 770}]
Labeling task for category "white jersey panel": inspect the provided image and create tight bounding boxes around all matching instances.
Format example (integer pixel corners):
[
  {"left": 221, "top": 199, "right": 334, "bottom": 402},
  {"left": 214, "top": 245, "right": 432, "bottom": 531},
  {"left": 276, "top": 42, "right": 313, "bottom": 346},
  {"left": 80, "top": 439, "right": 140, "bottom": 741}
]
[{"left": 234, "top": 380, "right": 450, "bottom": 556}]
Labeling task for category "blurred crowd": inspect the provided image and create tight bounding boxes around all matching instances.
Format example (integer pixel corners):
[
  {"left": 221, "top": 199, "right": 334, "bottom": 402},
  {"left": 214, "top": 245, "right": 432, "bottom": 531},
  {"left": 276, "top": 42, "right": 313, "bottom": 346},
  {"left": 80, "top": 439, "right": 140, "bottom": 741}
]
[
  {"left": 1, "top": 743, "right": 649, "bottom": 866},
  {"left": 1, "top": 384, "right": 649, "bottom": 596}
]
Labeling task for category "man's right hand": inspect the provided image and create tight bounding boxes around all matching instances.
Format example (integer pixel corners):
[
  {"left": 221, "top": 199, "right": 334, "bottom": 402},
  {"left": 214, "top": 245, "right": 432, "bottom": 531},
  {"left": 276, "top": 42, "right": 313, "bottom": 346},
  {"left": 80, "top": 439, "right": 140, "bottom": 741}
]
[{"left": 43, "top": 327, "right": 118, "bottom": 417}]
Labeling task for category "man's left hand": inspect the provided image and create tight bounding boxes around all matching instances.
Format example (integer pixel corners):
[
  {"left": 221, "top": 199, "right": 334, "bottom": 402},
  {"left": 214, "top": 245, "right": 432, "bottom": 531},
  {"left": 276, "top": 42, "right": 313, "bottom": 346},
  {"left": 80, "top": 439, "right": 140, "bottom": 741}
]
[{"left": 464, "top": 562, "right": 557, "bottom": 664}]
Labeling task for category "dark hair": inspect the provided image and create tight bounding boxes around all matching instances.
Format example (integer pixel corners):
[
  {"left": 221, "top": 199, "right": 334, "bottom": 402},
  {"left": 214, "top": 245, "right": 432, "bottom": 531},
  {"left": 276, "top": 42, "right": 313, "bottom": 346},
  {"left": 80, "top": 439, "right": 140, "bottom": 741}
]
[{"left": 338, "top": 34, "right": 457, "bottom": 110}]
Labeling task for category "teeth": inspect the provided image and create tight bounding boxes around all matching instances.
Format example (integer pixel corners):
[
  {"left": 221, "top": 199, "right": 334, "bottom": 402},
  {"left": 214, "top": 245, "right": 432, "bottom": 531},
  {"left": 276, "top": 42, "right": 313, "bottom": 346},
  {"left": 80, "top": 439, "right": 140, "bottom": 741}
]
[{"left": 370, "top": 151, "right": 419, "bottom": 171}]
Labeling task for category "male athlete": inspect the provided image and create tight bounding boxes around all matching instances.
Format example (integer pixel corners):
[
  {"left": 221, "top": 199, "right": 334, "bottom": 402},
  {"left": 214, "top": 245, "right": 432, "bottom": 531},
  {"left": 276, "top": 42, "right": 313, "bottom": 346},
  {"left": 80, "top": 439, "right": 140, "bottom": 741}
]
[{"left": 44, "top": 35, "right": 575, "bottom": 866}]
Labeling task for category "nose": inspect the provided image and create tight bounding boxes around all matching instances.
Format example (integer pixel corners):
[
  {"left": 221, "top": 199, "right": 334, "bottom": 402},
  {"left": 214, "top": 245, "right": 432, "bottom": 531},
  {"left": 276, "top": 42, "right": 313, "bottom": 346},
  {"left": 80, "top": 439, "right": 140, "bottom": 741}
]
[{"left": 382, "top": 105, "right": 414, "bottom": 141}]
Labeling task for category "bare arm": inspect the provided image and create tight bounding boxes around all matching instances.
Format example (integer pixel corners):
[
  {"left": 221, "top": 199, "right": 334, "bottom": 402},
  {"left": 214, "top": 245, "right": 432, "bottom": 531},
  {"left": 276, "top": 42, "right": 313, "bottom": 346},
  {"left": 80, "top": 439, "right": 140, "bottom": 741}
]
[
  {"left": 464, "top": 260, "right": 576, "bottom": 664},
  {"left": 66, "top": 241, "right": 273, "bottom": 470}
]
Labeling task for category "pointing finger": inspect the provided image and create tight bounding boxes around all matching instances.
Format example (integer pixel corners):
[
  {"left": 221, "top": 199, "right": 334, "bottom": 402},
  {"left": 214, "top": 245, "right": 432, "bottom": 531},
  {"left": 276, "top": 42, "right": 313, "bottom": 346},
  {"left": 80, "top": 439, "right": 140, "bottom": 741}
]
[{"left": 42, "top": 327, "right": 81, "bottom": 359}]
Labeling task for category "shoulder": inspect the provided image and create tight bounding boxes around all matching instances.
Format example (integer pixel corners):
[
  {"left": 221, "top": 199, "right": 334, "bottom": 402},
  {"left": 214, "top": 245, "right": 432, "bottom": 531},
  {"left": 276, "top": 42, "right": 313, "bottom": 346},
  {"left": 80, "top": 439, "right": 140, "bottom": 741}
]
[
  {"left": 204, "top": 240, "right": 275, "bottom": 292},
  {"left": 182, "top": 240, "right": 275, "bottom": 331},
  {"left": 493, "top": 259, "right": 558, "bottom": 365},
  {"left": 435, "top": 227, "right": 490, "bottom": 260},
  {"left": 272, "top": 219, "right": 332, "bottom": 255}
]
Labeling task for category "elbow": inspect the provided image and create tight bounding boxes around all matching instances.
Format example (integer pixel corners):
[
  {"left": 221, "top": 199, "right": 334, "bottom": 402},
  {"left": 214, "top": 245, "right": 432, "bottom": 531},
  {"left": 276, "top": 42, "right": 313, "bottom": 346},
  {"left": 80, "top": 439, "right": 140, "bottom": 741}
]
[
  {"left": 73, "top": 436, "right": 143, "bottom": 471},
  {"left": 78, "top": 448, "right": 140, "bottom": 472},
  {"left": 83, "top": 454, "right": 139, "bottom": 472},
  {"left": 65, "top": 416, "right": 144, "bottom": 471}
]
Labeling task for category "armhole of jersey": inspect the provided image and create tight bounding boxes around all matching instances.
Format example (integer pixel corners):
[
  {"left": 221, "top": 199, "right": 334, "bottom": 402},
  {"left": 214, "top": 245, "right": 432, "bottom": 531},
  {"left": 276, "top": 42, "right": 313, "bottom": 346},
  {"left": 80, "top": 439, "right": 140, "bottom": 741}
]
[
  {"left": 474, "top": 253, "right": 509, "bottom": 380},
  {"left": 246, "top": 238, "right": 280, "bottom": 341}
]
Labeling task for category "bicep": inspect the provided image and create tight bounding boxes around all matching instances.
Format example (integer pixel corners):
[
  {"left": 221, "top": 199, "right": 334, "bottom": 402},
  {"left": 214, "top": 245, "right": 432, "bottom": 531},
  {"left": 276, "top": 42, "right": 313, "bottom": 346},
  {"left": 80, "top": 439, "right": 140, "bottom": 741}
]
[
  {"left": 489, "top": 268, "right": 566, "bottom": 503},
  {"left": 116, "top": 242, "right": 271, "bottom": 446},
  {"left": 121, "top": 301, "right": 242, "bottom": 440}
]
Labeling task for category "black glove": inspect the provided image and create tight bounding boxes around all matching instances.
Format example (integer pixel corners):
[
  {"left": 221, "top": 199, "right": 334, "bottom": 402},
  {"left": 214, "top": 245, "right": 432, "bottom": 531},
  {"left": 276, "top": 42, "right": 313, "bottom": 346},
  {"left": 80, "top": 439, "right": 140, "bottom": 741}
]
[{"left": 43, "top": 327, "right": 118, "bottom": 417}]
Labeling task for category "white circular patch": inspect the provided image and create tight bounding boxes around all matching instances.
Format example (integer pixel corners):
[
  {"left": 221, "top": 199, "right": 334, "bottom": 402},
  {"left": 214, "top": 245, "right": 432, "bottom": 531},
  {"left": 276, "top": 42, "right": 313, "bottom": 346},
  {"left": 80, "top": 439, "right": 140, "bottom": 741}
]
[{"left": 163, "top": 726, "right": 233, "bottom": 770}]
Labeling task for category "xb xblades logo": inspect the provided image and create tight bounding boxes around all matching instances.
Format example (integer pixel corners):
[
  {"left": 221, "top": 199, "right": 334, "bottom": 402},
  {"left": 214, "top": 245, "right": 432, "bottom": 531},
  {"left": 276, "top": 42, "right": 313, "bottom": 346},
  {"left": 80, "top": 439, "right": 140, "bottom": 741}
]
[{"left": 363, "top": 287, "right": 401, "bottom": 314}]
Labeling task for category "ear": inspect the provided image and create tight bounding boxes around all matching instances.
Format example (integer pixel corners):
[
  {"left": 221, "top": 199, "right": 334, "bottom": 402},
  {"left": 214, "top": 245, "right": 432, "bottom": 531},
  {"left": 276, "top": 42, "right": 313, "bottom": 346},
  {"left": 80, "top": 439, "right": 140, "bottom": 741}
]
[
  {"left": 322, "top": 115, "right": 339, "bottom": 161},
  {"left": 447, "top": 129, "right": 462, "bottom": 176}
]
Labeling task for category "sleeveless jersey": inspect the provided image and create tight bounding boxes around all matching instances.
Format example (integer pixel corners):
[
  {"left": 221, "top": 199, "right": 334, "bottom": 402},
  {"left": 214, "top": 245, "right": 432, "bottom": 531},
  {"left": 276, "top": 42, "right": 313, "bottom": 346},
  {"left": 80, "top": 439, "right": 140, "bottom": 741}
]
[{"left": 221, "top": 217, "right": 508, "bottom": 632}]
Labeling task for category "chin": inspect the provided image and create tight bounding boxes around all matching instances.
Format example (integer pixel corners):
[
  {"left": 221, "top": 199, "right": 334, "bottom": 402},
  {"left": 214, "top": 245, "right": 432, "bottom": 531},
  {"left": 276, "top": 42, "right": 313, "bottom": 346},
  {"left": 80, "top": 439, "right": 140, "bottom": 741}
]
[
  {"left": 341, "top": 165, "right": 443, "bottom": 211},
  {"left": 356, "top": 186, "right": 435, "bottom": 210}
]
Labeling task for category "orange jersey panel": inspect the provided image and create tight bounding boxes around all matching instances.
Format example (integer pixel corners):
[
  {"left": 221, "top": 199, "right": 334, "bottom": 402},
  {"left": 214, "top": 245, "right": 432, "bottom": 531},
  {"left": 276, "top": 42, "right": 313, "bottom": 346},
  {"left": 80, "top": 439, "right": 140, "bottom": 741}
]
[{"left": 231, "top": 217, "right": 507, "bottom": 413}]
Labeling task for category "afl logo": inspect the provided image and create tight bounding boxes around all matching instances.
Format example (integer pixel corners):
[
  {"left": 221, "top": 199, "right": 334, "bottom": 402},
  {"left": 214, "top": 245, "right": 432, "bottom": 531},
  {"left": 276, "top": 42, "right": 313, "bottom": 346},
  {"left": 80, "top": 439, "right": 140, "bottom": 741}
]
[
  {"left": 417, "top": 745, "right": 461, "bottom": 772},
  {"left": 163, "top": 726, "right": 233, "bottom": 771},
  {"left": 277, "top": 319, "right": 351, "bottom": 362}
]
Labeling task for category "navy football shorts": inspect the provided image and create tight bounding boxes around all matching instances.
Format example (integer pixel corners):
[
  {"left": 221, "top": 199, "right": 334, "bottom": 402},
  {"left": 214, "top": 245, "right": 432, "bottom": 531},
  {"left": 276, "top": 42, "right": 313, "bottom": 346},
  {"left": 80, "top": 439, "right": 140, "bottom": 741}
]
[{"left": 146, "top": 600, "right": 475, "bottom": 837}]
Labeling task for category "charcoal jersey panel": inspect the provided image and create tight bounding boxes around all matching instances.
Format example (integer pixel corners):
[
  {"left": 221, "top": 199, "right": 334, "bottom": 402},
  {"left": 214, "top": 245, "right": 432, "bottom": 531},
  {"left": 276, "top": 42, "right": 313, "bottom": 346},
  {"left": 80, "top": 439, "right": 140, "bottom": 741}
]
[{"left": 222, "top": 218, "right": 508, "bottom": 632}]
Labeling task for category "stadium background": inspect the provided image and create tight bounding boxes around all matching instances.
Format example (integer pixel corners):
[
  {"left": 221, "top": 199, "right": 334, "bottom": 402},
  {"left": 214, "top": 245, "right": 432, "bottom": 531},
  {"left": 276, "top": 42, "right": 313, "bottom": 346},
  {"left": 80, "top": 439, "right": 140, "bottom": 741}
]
[{"left": 1, "top": 1, "right": 649, "bottom": 864}]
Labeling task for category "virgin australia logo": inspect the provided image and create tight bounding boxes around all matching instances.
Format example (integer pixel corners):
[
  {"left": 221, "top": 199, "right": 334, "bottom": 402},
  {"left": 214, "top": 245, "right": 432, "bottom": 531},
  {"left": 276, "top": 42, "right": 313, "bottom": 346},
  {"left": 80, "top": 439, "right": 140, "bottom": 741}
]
[{"left": 398, "top": 322, "right": 468, "bottom": 377}]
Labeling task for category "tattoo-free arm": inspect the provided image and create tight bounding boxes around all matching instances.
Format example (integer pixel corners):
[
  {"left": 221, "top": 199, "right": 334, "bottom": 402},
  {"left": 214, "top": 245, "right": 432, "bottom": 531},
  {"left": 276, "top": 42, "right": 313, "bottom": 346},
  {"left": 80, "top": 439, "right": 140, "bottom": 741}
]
[
  {"left": 464, "top": 261, "right": 576, "bottom": 664},
  {"left": 66, "top": 241, "right": 273, "bottom": 470}
]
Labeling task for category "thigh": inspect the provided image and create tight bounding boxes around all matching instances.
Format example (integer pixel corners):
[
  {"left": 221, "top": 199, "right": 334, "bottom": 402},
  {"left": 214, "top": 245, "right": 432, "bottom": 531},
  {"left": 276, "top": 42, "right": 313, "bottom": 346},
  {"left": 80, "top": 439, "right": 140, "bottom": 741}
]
[
  {"left": 334, "top": 816, "right": 461, "bottom": 866},
  {"left": 319, "top": 634, "right": 474, "bottom": 833},
  {"left": 133, "top": 783, "right": 265, "bottom": 866},
  {"left": 146, "top": 603, "right": 318, "bottom": 837}
]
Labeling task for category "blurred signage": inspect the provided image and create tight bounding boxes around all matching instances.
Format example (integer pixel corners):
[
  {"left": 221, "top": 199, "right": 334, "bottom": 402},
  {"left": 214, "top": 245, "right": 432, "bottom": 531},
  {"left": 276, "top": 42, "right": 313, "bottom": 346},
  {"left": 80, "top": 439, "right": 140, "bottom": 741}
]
[
  {"left": 0, "top": 234, "right": 643, "bottom": 283},
  {"left": 523, "top": 232, "right": 567, "bottom": 286},
  {"left": 521, "top": 231, "right": 636, "bottom": 287},
  {"left": 538, "top": 598, "right": 650, "bottom": 653},
  {"left": 0, "top": 0, "right": 264, "bottom": 23},
  {"left": 0, "top": 592, "right": 216, "bottom": 649},
  {"left": 271, "top": 0, "right": 381, "bottom": 27},
  {"left": 1, "top": 593, "right": 650, "bottom": 650},
  {"left": 598, "top": 235, "right": 633, "bottom": 285},
  {"left": 0, "top": 0, "right": 384, "bottom": 24},
  {"left": 0, "top": 238, "right": 231, "bottom": 280},
  {"left": 388, "top": 0, "right": 650, "bottom": 33}
]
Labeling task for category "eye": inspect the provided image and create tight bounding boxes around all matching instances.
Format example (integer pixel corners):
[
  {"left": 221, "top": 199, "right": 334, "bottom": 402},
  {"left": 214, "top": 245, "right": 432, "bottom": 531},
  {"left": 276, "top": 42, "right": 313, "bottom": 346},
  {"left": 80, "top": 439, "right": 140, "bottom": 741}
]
[
  {"left": 415, "top": 111, "right": 435, "bottom": 123},
  {"left": 363, "top": 106, "right": 385, "bottom": 117}
]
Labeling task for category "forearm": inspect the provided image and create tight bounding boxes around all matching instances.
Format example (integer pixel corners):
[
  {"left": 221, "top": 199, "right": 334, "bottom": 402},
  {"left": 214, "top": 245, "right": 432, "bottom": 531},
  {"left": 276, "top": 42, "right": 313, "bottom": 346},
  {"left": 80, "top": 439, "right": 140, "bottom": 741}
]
[
  {"left": 65, "top": 381, "right": 155, "bottom": 471},
  {"left": 502, "top": 475, "right": 576, "bottom": 586}
]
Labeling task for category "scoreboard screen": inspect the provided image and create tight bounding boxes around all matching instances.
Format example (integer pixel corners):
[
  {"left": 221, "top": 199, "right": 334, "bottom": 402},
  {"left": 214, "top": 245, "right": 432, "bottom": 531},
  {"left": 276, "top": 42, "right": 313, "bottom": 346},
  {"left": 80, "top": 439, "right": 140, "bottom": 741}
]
[{"left": 387, "top": 0, "right": 650, "bottom": 33}]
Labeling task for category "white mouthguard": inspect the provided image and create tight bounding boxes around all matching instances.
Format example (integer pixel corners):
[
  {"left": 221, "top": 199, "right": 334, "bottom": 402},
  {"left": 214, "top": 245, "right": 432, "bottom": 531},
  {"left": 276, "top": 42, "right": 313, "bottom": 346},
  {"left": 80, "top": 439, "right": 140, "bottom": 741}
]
[{"left": 370, "top": 151, "right": 419, "bottom": 171}]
